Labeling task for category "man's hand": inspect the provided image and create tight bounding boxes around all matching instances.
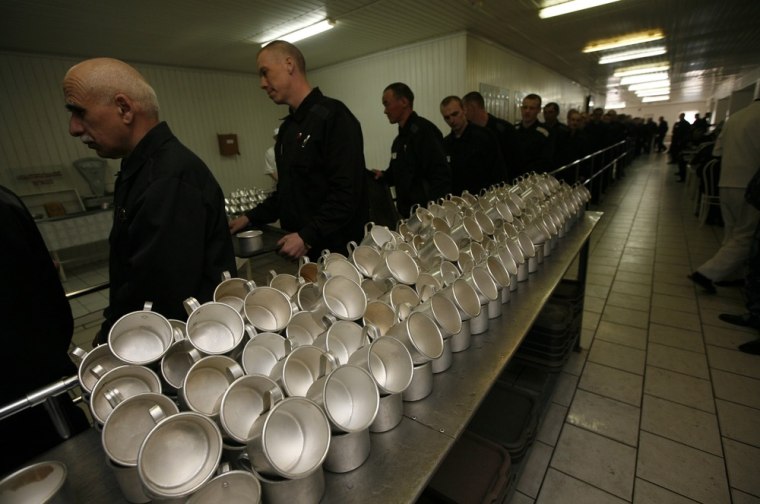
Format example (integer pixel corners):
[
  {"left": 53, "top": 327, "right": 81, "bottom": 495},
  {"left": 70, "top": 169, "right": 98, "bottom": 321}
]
[
  {"left": 277, "top": 232, "right": 310, "bottom": 259},
  {"left": 372, "top": 169, "right": 384, "bottom": 180},
  {"left": 229, "top": 215, "right": 250, "bottom": 234}
]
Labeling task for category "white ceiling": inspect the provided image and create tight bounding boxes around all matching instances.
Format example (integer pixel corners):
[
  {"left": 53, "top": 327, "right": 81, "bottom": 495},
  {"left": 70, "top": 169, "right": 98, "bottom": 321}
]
[{"left": 3, "top": 0, "right": 760, "bottom": 106}]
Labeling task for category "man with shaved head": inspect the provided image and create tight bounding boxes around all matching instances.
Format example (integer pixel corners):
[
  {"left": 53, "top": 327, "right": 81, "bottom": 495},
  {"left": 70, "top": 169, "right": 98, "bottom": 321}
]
[
  {"left": 229, "top": 40, "right": 368, "bottom": 260},
  {"left": 63, "top": 58, "right": 236, "bottom": 342}
]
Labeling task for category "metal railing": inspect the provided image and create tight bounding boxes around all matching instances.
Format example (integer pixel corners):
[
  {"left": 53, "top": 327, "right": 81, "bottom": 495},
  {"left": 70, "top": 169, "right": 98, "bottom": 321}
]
[{"left": 549, "top": 139, "right": 631, "bottom": 203}]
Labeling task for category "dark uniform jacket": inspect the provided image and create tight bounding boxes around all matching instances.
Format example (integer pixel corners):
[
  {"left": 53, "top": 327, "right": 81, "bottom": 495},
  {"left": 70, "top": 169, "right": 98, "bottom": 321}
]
[
  {"left": 485, "top": 113, "right": 515, "bottom": 181},
  {"left": 246, "top": 88, "right": 368, "bottom": 259},
  {"left": 443, "top": 123, "right": 505, "bottom": 196},
  {"left": 512, "top": 120, "right": 552, "bottom": 178},
  {"left": 384, "top": 112, "right": 451, "bottom": 217},
  {"left": 103, "top": 122, "right": 236, "bottom": 339},
  {"left": 1, "top": 186, "right": 86, "bottom": 472}
]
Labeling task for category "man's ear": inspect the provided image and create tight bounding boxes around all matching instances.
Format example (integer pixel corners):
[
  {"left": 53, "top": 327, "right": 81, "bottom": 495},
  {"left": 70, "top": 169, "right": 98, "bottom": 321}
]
[{"left": 114, "top": 94, "right": 134, "bottom": 123}]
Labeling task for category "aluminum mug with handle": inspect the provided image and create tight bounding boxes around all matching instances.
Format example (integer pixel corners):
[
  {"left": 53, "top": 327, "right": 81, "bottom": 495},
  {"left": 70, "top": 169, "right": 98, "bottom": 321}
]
[
  {"left": 214, "top": 270, "right": 256, "bottom": 314},
  {"left": 185, "top": 297, "right": 248, "bottom": 355},
  {"left": 108, "top": 302, "right": 174, "bottom": 366}
]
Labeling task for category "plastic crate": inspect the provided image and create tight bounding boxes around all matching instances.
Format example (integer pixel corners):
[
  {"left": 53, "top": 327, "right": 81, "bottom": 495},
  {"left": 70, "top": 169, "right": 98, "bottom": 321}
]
[{"left": 421, "top": 431, "right": 512, "bottom": 504}]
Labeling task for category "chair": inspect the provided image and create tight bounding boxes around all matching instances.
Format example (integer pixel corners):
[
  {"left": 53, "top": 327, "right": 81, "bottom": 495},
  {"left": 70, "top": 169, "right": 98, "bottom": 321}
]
[{"left": 698, "top": 159, "right": 721, "bottom": 226}]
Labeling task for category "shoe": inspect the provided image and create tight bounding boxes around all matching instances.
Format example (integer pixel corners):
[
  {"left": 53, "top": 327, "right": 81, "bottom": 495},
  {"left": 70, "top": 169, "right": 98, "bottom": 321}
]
[
  {"left": 688, "top": 272, "right": 716, "bottom": 294},
  {"left": 719, "top": 313, "right": 760, "bottom": 330},
  {"left": 714, "top": 278, "right": 745, "bottom": 287},
  {"left": 739, "top": 339, "right": 760, "bottom": 355}
]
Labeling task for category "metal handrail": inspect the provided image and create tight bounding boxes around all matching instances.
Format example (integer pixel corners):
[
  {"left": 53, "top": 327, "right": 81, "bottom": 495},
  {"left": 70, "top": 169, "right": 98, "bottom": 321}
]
[
  {"left": 65, "top": 281, "right": 110, "bottom": 300},
  {"left": 549, "top": 139, "right": 627, "bottom": 179}
]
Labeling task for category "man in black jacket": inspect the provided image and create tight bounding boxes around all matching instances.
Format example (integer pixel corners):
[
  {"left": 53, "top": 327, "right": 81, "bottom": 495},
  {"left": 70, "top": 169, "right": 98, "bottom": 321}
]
[
  {"left": 376, "top": 82, "right": 451, "bottom": 218},
  {"left": 229, "top": 41, "right": 368, "bottom": 260},
  {"left": 463, "top": 91, "right": 514, "bottom": 181},
  {"left": 63, "top": 58, "right": 236, "bottom": 341}
]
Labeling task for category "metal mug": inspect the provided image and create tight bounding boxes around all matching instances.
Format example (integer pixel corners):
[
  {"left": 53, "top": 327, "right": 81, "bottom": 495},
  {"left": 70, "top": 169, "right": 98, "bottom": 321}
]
[
  {"left": 102, "top": 393, "right": 179, "bottom": 467},
  {"left": 347, "top": 336, "right": 413, "bottom": 395},
  {"left": 372, "top": 248, "right": 420, "bottom": 285},
  {"left": 306, "top": 364, "right": 379, "bottom": 433},
  {"left": 181, "top": 355, "right": 245, "bottom": 419},
  {"left": 362, "top": 300, "right": 396, "bottom": 337},
  {"left": 160, "top": 337, "right": 203, "bottom": 391},
  {"left": 402, "top": 361, "right": 434, "bottom": 402},
  {"left": 214, "top": 271, "right": 256, "bottom": 314},
  {"left": 108, "top": 301, "right": 175, "bottom": 366},
  {"left": 347, "top": 240, "right": 382, "bottom": 278},
  {"left": 70, "top": 344, "right": 126, "bottom": 394},
  {"left": 219, "top": 374, "right": 283, "bottom": 444},
  {"left": 318, "top": 254, "right": 362, "bottom": 286},
  {"left": 298, "top": 256, "right": 320, "bottom": 283},
  {"left": 105, "top": 457, "right": 150, "bottom": 503},
  {"left": 186, "top": 464, "right": 262, "bottom": 504},
  {"left": 386, "top": 311, "right": 444, "bottom": 365},
  {"left": 413, "top": 293, "right": 462, "bottom": 338},
  {"left": 285, "top": 310, "right": 326, "bottom": 348},
  {"left": 379, "top": 283, "right": 420, "bottom": 311},
  {"left": 246, "top": 396, "right": 331, "bottom": 479},
  {"left": 89, "top": 365, "right": 162, "bottom": 425},
  {"left": 313, "top": 320, "right": 367, "bottom": 365},
  {"left": 240, "top": 332, "right": 291, "bottom": 377},
  {"left": 311, "top": 275, "right": 367, "bottom": 322},
  {"left": 243, "top": 286, "right": 293, "bottom": 333},
  {"left": 138, "top": 412, "right": 223, "bottom": 500},
  {"left": 323, "top": 428, "right": 371, "bottom": 474},
  {"left": 267, "top": 270, "right": 304, "bottom": 300},
  {"left": 415, "top": 231, "right": 460, "bottom": 268},
  {"left": 185, "top": 297, "right": 249, "bottom": 355},
  {"left": 0, "top": 461, "right": 72, "bottom": 504},
  {"left": 359, "top": 221, "right": 396, "bottom": 250},
  {"left": 269, "top": 345, "right": 338, "bottom": 397},
  {"left": 360, "top": 277, "right": 394, "bottom": 301},
  {"left": 448, "top": 215, "right": 483, "bottom": 245},
  {"left": 424, "top": 259, "right": 461, "bottom": 288}
]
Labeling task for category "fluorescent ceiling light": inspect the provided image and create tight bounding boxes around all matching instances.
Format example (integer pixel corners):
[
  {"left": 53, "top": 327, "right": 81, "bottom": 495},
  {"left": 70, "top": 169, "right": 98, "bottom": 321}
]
[
  {"left": 620, "top": 72, "right": 669, "bottom": 85},
  {"left": 614, "top": 63, "right": 670, "bottom": 77},
  {"left": 583, "top": 29, "right": 664, "bottom": 53},
  {"left": 642, "top": 95, "right": 670, "bottom": 103},
  {"left": 539, "top": 0, "right": 620, "bottom": 19},
  {"left": 606, "top": 102, "right": 626, "bottom": 109},
  {"left": 628, "top": 80, "right": 671, "bottom": 91},
  {"left": 636, "top": 88, "right": 671, "bottom": 97},
  {"left": 261, "top": 19, "right": 335, "bottom": 47},
  {"left": 599, "top": 46, "right": 667, "bottom": 64}
]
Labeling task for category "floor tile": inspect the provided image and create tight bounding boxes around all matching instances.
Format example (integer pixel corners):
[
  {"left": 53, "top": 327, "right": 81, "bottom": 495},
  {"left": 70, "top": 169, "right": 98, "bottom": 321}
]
[
  {"left": 637, "top": 431, "right": 731, "bottom": 504},
  {"left": 723, "top": 438, "right": 760, "bottom": 498},
  {"left": 589, "top": 264, "right": 618, "bottom": 276},
  {"left": 707, "top": 345, "right": 760, "bottom": 380},
  {"left": 595, "top": 320, "right": 648, "bottom": 350},
  {"left": 567, "top": 389, "right": 640, "bottom": 447},
  {"left": 653, "top": 270, "right": 693, "bottom": 287},
  {"left": 589, "top": 339, "right": 646, "bottom": 375},
  {"left": 536, "top": 402, "right": 568, "bottom": 446},
  {"left": 611, "top": 280, "right": 651, "bottom": 298},
  {"left": 654, "top": 254, "right": 686, "bottom": 266},
  {"left": 620, "top": 254, "right": 654, "bottom": 266},
  {"left": 588, "top": 273, "right": 614, "bottom": 288},
  {"left": 585, "top": 296, "right": 606, "bottom": 314},
  {"left": 652, "top": 281, "right": 694, "bottom": 299},
  {"left": 593, "top": 255, "right": 622, "bottom": 267},
  {"left": 644, "top": 366, "right": 714, "bottom": 413},
  {"left": 647, "top": 343, "right": 709, "bottom": 379},
  {"left": 696, "top": 294, "right": 747, "bottom": 313},
  {"left": 579, "top": 362, "right": 643, "bottom": 407},
  {"left": 700, "top": 307, "right": 759, "bottom": 334},
  {"left": 715, "top": 399, "right": 760, "bottom": 448},
  {"left": 648, "top": 323, "right": 703, "bottom": 353},
  {"left": 550, "top": 372, "right": 579, "bottom": 407},
  {"left": 563, "top": 349, "right": 587, "bottom": 376},
  {"left": 537, "top": 469, "right": 628, "bottom": 504},
  {"left": 516, "top": 441, "right": 553, "bottom": 498},
  {"left": 582, "top": 311, "right": 601, "bottom": 333},
  {"left": 651, "top": 292, "right": 698, "bottom": 314},
  {"left": 731, "top": 488, "right": 760, "bottom": 504},
  {"left": 601, "top": 305, "right": 650, "bottom": 330},
  {"left": 551, "top": 424, "right": 636, "bottom": 500},
  {"left": 586, "top": 283, "right": 611, "bottom": 299},
  {"left": 617, "top": 261, "right": 653, "bottom": 275},
  {"left": 649, "top": 306, "right": 702, "bottom": 332},
  {"left": 703, "top": 324, "right": 758, "bottom": 350},
  {"left": 606, "top": 292, "right": 651, "bottom": 312},
  {"left": 507, "top": 491, "right": 535, "bottom": 504},
  {"left": 615, "top": 270, "right": 652, "bottom": 286},
  {"left": 653, "top": 261, "right": 691, "bottom": 275},
  {"left": 711, "top": 369, "right": 760, "bottom": 409},
  {"left": 641, "top": 394, "right": 722, "bottom": 455},
  {"left": 633, "top": 478, "right": 701, "bottom": 504}
]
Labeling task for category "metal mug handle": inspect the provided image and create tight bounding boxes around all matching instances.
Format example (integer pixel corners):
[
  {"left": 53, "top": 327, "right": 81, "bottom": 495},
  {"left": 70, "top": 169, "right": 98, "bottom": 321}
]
[
  {"left": 225, "top": 363, "right": 245, "bottom": 383},
  {"left": 142, "top": 301, "right": 153, "bottom": 312},
  {"left": 104, "top": 388, "right": 124, "bottom": 409},
  {"left": 90, "top": 363, "right": 107, "bottom": 380},
  {"left": 221, "top": 270, "right": 232, "bottom": 281},
  {"left": 183, "top": 297, "right": 201, "bottom": 315},
  {"left": 69, "top": 346, "right": 88, "bottom": 365},
  {"left": 149, "top": 404, "right": 166, "bottom": 424}
]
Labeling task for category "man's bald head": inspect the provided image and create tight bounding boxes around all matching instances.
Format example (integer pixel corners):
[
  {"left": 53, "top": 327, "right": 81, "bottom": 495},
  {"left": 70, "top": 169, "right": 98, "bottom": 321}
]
[{"left": 258, "top": 41, "right": 306, "bottom": 75}]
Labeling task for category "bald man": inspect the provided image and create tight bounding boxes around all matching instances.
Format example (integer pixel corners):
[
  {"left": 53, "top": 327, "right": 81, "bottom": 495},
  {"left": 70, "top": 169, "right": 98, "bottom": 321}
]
[
  {"left": 63, "top": 58, "right": 236, "bottom": 342},
  {"left": 229, "top": 41, "right": 368, "bottom": 260}
]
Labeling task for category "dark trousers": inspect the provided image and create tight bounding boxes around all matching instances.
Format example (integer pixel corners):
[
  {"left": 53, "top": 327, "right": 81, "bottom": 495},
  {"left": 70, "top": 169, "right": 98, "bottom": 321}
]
[{"left": 748, "top": 220, "right": 760, "bottom": 318}]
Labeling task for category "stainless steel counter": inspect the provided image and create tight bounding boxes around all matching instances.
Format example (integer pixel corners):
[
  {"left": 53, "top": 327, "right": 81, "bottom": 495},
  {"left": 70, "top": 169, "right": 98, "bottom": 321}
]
[{"left": 25, "top": 211, "right": 601, "bottom": 504}]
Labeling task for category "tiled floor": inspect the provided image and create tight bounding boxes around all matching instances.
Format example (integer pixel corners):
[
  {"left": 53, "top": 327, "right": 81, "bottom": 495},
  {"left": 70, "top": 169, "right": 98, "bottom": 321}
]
[
  {"left": 63, "top": 154, "right": 760, "bottom": 504},
  {"left": 509, "top": 154, "right": 760, "bottom": 504}
]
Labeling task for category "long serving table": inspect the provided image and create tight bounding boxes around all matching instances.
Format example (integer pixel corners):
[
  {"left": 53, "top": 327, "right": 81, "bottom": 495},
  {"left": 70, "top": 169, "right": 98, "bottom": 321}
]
[{"left": 26, "top": 211, "right": 601, "bottom": 503}]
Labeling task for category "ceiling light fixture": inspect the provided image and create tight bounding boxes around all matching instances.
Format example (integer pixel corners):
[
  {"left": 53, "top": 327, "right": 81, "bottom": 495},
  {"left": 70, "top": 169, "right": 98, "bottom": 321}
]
[
  {"left": 628, "top": 80, "right": 671, "bottom": 91},
  {"left": 606, "top": 101, "right": 627, "bottom": 109},
  {"left": 614, "top": 63, "right": 670, "bottom": 77},
  {"left": 599, "top": 46, "right": 667, "bottom": 64},
  {"left": 539, "top": 0, "right": 620, "bottom": 19},
  {"left": 619, "top": 72, "right": 669, "bottom": 85},
  {"left": 583, "top": 29, "right": 664, "bottom": 53},
  {"left": 641, "top": 95, "right": 670, "bottom": 103},
  {"left": 635, "top": 88, "right": 671, "bottom": 97},
  {"left": 261, "top": 19, "right": 335, "bottom": 47}
]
